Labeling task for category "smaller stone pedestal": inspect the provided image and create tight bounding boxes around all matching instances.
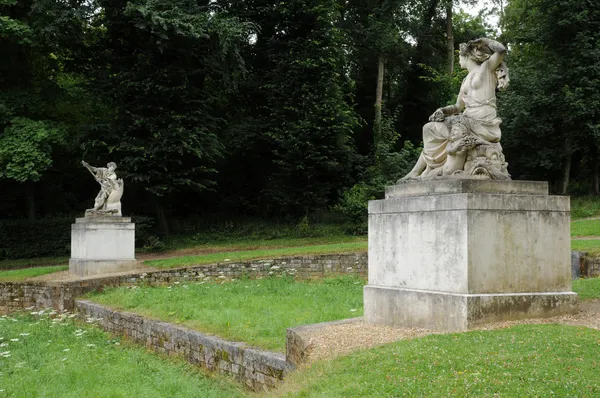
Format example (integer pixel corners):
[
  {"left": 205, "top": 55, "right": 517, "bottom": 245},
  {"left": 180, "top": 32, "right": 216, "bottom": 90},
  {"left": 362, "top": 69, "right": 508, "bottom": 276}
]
[
  {"left": 364, "top": 180, "right": 578, "bottom": 331},
  {"left": 69, "top": 217, "right": 136, "bottom": 277}
]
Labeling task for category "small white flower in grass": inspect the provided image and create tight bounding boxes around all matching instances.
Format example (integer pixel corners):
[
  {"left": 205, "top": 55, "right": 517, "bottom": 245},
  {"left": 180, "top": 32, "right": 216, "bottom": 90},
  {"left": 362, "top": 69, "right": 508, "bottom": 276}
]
[
  {"left": 0, "top": 351, "right": 10, "bottom": 358},
  {"left": 224, "top": 259, "right": 231, "bottom": 262},
  {"left": 19, "top": 333, "right": 30, "bottom": 336},
  {"left": 349, "top": 308, "right": 357, "bottom": 312},
  {"left": 0, "top": 344, "right": 6, "bottom": 348},
  {"left": 86, "top": 344, "right": 96, "bottom": 348},
  {"left": 63, "top": 348, "right": 70, "bottom": 352},
  {"left": 10, "top": 339, "right": 19, "bottom": 342},
  {"left": 174, "top": 281, "right": 180, "bottom": 285},
  {"left": 61, "top": 357, "right": 67, "bottom": 361}
]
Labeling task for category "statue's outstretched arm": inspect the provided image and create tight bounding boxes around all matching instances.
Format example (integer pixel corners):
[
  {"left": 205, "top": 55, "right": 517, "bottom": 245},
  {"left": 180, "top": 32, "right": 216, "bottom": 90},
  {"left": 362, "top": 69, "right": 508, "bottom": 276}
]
[{"left": 82, "top": 160, "right": 98, "bottom": 175}]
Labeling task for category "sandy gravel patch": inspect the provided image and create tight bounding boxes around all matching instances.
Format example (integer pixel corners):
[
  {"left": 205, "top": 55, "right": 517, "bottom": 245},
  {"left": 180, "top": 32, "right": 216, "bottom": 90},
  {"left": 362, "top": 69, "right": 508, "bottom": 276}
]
[{"left": 302, "top": 300, "right": 600, "bottom": 362}]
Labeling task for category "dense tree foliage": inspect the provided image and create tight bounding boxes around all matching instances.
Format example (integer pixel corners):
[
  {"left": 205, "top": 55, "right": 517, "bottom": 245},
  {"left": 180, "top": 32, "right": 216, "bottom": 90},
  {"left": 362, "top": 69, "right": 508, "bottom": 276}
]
[{"left": 1, "top": 0, "right": 598, "bottom": 233}]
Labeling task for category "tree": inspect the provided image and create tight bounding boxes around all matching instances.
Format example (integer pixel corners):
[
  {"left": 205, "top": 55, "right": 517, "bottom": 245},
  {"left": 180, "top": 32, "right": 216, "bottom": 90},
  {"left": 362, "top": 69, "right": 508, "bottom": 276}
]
[
  {"left": 0, "top": 118, "right": 65, "bottom": 220},
  {"left": 262, "top": 0, "right": 360, "bottom": 215},
  {"left": 501, "top": 0, "right": 600, "bottom": 193},
  {"left": 88, "top": 0, "right": 254, "bottom": 233},
  {"left": 0, "top": 0, "right": 88, "bottom": 219}
]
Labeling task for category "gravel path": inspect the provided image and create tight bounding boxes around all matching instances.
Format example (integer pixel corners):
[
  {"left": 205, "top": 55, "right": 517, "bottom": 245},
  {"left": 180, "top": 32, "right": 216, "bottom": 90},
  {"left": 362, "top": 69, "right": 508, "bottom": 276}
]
[{"left": 302, "top": 300, "right": 600, "bottom": 362}]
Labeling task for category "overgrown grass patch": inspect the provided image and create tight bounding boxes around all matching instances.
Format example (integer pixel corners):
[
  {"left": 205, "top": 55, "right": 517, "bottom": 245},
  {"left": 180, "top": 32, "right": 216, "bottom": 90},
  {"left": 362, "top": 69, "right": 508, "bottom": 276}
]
[
  {"left": 0, "top": 312, "right": 245, "bottom": 397},
  {"left": 572, "top": 277, "right": 600, "bottom": 300},
  {"left": 87, "top": 275, "right": 366, "bottom": 351},
  {"left": 0, "top": 265, "right": 68, "bottom": 282},
  {"left": 272, "top": 324, "right": 600, "bottom": 397},
  {"left": 145, "top": 241, "right": 367, "bottom": 268},
  {"left": 572, "top": 197, "right": 600, "bottom": 219}
]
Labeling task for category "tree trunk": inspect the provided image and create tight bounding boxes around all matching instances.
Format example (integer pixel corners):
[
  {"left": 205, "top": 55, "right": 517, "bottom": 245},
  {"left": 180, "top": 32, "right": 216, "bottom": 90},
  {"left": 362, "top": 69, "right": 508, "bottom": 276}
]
[
  {"left": 25, "top": 181, "right": 36, "bottom": 221},
  {"left": 446, "top": 1, "right": 454, "bottom": 74},
  {"left": 154, "top": 198, "right": 170, "bottom": 236},
  {"left": 593, "top": 151, "right": 600, "bottom": 195},
  {"left": 558, "top": 152, "right": 572, "bottom": 195},
  {"left": 374, "top": 54, "right": 385, "bottom": 154}
]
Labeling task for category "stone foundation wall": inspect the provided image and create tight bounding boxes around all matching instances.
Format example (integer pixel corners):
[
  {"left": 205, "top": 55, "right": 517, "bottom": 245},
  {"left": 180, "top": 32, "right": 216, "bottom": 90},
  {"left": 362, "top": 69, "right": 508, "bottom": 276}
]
[
  {"left": 582, "top": 256, "right": 600, "bottom": 278},
  {"left": 0, "top": 253, "right": 367, "bottom": 314},
  {"left": 76, "top": 300, "right": 291, "bottom": 391}
]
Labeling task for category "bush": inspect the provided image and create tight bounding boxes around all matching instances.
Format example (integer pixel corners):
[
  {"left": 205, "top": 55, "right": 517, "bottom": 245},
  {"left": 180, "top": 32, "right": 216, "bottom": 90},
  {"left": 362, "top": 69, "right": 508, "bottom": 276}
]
[
  {"left": 0, "top": 215, "right": 158, "bottom": 260},
  {"left": 0, "top": 217, "right": 72, "bottom": 259}
]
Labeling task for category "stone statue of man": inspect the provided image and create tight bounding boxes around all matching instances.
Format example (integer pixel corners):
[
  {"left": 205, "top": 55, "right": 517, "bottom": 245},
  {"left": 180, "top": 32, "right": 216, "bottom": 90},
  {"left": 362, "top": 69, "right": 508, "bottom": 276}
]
[{"left": 82, "top": 160, "right": 124, "bottom": 216}]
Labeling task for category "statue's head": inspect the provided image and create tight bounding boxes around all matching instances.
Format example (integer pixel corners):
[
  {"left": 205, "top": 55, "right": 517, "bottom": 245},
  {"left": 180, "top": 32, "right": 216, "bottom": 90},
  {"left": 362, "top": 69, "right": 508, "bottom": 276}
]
[
  {"left": 107, "top": 162, "right": 117, "bottom": 171},
  {"left": 459, "top": 41, "right": 492, "bottom": 65}
]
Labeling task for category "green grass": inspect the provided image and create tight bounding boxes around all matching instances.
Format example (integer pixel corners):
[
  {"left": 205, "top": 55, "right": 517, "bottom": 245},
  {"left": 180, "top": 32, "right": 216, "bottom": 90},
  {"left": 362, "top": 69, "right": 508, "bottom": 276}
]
[
  {"left": 572, "top": 277, "right": 600, "bottom": 300},
  {"left": 571, "top": 239, "right": 600, "bottom": 255},
  {"left": 272, "top": 324, "right": 600, "bottom": 397},
  {"left": 0, "top": 265, "right": 68, "bottom": 282},
  {"left": 87, "top": 276, "right": 365, "bottom": 351},
  {"left": 145, "top": 241, "right": 367, "bottom": 268},
  {"left": 0, "top": 312, "right": 245, "bottom": 397},
  {"left": 571, "top": 219, "right": 600, "bottom": 237},
  {"left": 0, "top": 257, "right": 68, "bottom": 271}
]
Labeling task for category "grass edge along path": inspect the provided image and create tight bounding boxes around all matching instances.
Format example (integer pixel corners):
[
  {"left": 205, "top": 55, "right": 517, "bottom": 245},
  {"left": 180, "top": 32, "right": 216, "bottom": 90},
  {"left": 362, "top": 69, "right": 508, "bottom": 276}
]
[
  {"left": 271, "top": 324, "right": 600, "bottom": 397},
  {"left": 144, "top": 241, "right": 367, "bottom": 268},
  {"left": 0, "top": 312, "right": 246, "bottom": 398},
  {"left": 0, "top": 265, "right": 68, "bottom": 282}
]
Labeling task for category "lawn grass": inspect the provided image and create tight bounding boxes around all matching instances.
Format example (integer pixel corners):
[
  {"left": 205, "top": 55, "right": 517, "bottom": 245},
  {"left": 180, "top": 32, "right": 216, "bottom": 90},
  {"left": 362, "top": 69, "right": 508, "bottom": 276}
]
[
  {"left": 0, "top": 312, "right": 245, "bottom": 397},
  {"left": 571, "top": 239, "right": 600, "bottom": 255},
  {"left": 0, "top": 265, "right": 68, "bottom": 282},
  {"left": 272, "top": 324, "right": 600, "bottom": 397},
  {"left": 572, "top": 277, "right": 600, "bottom": 300},
  {"left": 87, "top": 275, "right": 366, "bottom": 351},
  {"left": 145, "top": 241, "right": 367, "bottom": 269},
  {"left": 571, "top": 219, "right": 600, "bottom": 237},
  {"left": 0, "top": 257, "right": 68, "bottom": 271}
]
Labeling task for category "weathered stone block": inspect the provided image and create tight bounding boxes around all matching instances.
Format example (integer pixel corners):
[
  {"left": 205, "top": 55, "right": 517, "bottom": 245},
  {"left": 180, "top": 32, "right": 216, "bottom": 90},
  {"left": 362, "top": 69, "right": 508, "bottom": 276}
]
[
  {"left": 69, "top": 217, "right": 137, "bottom": 277},
  {"left": 365, "top": 180, "right": 578, "bottom": 331}
]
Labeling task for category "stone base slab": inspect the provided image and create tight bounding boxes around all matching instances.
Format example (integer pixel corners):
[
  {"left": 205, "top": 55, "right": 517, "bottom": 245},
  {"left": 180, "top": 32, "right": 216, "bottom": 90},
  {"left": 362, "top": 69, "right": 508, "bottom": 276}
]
[
  {"left": 364, "top": 285, "right": 579, "bottom": 331},
  {"left": 69, "top": 259, "right": 138, "bottom": 277}
]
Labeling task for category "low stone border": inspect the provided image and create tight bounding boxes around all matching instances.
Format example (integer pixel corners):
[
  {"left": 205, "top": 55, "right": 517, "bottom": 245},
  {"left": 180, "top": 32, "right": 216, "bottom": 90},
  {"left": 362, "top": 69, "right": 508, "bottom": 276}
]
[
  {"left": 580, "top": 254, "right": 600, "bottom": 278},
  {"left": 0, "top": 252, "right": 367, "bottom": 314},
  {"left": 76, "top": 300, "right": 292, "bottom": 391}
]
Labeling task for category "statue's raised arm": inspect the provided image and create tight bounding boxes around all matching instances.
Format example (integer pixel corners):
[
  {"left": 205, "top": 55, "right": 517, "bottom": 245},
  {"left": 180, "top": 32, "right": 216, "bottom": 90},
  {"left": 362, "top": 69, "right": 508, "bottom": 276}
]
[{"left": 400, "top": 37, "right": 511, "bottom": 181}]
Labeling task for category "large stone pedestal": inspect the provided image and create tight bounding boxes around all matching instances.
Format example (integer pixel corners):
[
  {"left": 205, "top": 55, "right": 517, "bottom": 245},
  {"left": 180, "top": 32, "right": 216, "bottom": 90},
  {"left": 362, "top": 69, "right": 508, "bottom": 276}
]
[
  {"left": 364, "top": 180, "right": 578, "bottom": 331},
  {"left": 69, "top": 217, "right": 137, "bottom": 277}
]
